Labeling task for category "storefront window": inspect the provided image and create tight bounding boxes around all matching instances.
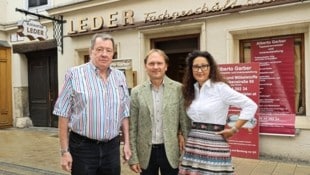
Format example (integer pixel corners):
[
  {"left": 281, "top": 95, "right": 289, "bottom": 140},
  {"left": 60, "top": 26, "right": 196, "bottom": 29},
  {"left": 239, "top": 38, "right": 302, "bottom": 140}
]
[
  {"left": 240, "top": 34, "right": 305, "bottom": 115},
  {"left": 26, "top": 0, "right": 51, "bottom": 11},
  {"left": 28, "top": 0, "right": 48, "bottom": 8}
]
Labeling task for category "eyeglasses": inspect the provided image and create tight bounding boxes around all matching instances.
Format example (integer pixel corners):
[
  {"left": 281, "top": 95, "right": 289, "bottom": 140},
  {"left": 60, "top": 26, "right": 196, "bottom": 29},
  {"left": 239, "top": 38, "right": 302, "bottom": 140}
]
[
  {"left": 192, "top": 64, "right": 210, "bottom": 72},
  {"left": 94, "top": 47, "right": 113, "bottom": 54}
]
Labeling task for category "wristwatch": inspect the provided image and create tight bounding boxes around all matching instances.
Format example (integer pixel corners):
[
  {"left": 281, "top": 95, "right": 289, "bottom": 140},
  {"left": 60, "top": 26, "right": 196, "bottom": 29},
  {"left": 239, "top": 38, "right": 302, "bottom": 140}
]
[{"left": 60, "top": 148, "right": 69, "bottom": 156}]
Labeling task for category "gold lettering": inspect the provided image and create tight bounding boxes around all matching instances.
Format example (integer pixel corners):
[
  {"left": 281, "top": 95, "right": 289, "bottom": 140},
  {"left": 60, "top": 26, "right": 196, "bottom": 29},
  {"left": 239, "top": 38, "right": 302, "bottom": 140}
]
[
  {"left": 201, "top": 3, "right": 209, "bottom": 13},
  {"left": 186, "top": 9, "right": 194, "bottom": 16},
  {"left": 223, "top": 0, "right": 238, "bottom": 10},
  {"left": 122, "top": 10, "right": 134, "bottom": 25},
  {"left": 171, "top": 12, "right": 180, "bottom": 19},
  {"left": 180, "top": 10, "right": 187, "bottom": 17},
  {"left": 195, "top": 7, "right": 203, "bottom": 15},
  {"left": 68, "top": 20, "right": 77, "bottom": 34},
  {"left": 163, "top": 10, "right": 170, "bottom": 20},
  {"left": 247, "top": 0, "right": 276, "bottom": 6},
  {"left": 91, "top": 16, "right": 103, "bottom": 31},
  {"left": 247, "top": 0, "right": 255, "bottom": 6},
  {"left": 108, "top": 12, "right": 118, "bottom": 28},
  {"left": 78, "top": 17, "right": 88, "bottom": 33},
  {"left": 211, "top": 2, "right": 220, "bottom": 11},
  {"left": 158, "top": 14, "right": 164, "bottom": 20},
  {"left": 145, "top": 12, "right": 156, "bottom": 22},
  {"left": 66, "top": 0, "right": 280, "bottom": 34}
]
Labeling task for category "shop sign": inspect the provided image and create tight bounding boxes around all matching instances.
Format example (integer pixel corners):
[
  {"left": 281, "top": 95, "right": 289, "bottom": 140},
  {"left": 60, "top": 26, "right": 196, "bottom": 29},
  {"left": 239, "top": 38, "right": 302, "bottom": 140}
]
[
  {"left": 17, "top": 20, "right": 48, "bottom": 41},
  {"left": 251, "top": 37, "right": 295, "bottom": 136},
  {"left": 220, "top": 62, "right": 260, "bottom": 159},
  {"left": 67, "top": 0, "right": 285, "bottom": 35}
]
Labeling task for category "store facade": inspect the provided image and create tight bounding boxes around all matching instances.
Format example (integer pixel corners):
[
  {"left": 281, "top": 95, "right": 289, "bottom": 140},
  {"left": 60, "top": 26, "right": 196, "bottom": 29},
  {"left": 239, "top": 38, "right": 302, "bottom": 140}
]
[{"left": 1, "top": 0, "right": 310, "bottom": 163}]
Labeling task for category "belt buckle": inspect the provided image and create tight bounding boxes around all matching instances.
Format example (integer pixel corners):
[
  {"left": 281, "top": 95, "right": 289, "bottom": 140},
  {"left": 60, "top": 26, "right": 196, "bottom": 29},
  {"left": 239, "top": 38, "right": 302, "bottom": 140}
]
[
  {"left": 213, "top": 125, "right": 220, "bottom": 131},
  {"left": 200, "top": 123, "right": 206, "bottom": 129}
]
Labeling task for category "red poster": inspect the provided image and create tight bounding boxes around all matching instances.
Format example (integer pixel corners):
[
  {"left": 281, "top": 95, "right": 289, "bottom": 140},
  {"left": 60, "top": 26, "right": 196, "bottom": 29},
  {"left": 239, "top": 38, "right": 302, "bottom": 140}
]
[
  {"left": 220, "top": 63, "right": 260, "bottom": 159},
  {"left": 251, "top": 37, "right": 295, "bottom": 135}
]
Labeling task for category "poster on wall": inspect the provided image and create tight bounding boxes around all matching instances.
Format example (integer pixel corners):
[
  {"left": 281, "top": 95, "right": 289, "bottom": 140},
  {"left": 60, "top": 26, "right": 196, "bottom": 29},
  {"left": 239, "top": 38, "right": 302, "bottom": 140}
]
[
  {"left": 251, "top": 37, "right": 295, "bottom": 135},
  {"left": 220, "top": 62, "right": 260, "bottom": 159}
]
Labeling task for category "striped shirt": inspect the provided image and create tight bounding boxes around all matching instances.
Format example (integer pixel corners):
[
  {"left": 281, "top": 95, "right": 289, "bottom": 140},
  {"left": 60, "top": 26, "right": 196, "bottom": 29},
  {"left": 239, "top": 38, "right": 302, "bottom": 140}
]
[{"left": 53, "top": 62, "right": 130, "bottom": 141}]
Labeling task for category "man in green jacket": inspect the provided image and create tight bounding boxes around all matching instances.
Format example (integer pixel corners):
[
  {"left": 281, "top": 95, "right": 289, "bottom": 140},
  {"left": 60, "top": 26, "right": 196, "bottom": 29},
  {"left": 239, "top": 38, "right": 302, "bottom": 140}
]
[{"left": 129, "top": 49, "right": 190, "bottom": 175}]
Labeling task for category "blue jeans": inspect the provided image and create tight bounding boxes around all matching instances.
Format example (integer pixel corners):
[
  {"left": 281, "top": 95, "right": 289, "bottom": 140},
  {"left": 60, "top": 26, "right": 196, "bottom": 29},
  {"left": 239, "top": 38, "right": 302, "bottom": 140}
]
[
  {"left": 141, "top": 144, "right": 178, "bottom": 175},
  {"left": 69, "top": 132, "right": 120, "bottom": 175}
]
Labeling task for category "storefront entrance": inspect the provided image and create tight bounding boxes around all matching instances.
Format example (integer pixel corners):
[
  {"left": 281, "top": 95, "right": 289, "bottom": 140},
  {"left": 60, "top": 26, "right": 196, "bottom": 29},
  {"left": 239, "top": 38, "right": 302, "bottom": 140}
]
[
  {"left": 152, "top": 34, "right": 199, "bottom": 82},
  {"left": 26, "top": 49, "right": 58, "bottom": 127}
]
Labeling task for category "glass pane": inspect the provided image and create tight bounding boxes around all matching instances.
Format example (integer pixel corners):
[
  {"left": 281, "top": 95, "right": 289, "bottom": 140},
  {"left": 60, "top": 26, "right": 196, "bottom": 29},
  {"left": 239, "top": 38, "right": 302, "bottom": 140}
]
[{"left": 28, "top": 0, "right": 48, "bottom": 8}]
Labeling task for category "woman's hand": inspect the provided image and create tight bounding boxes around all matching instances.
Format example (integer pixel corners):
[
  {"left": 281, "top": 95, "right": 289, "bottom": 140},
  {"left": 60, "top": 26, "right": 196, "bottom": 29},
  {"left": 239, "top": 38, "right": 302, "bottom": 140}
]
[{"left": 216, "top": 127, "right": 238, "bottom": 140}]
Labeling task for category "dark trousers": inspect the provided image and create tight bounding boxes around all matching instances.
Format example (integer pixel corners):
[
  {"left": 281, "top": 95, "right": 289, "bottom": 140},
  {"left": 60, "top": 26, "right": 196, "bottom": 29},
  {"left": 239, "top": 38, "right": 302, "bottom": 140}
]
[
  {"left": 69, "top": 132, "right": 120, "bottom": 175},
  {"left": 141, "top": 144, "right": 178, "bottom": 175}
]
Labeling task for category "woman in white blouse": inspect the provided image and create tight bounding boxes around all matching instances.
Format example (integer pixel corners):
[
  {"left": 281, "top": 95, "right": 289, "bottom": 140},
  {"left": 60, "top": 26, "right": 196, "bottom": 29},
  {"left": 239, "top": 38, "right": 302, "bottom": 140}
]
[{"left": 178, "top": 50, "right": 258, "bottom": 175}]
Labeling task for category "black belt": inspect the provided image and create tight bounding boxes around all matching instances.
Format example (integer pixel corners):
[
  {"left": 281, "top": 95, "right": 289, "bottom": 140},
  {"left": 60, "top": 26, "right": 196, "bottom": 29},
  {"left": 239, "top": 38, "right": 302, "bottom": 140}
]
[
  {"left": 152, "top": 144, "right": 164, "bottom": 149},
  {"left": 192, "top": 122, "right": 224, "bottom": 131},
  {"left": 70, "top": 131, "right": 120, "bottom": 145}
]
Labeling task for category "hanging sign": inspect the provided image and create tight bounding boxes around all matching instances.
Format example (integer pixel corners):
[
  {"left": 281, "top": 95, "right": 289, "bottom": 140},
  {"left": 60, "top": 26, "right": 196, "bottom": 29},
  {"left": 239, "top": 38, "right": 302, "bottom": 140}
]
[{"left": 17, "top": 20, "right": 48, "bottom": 41}]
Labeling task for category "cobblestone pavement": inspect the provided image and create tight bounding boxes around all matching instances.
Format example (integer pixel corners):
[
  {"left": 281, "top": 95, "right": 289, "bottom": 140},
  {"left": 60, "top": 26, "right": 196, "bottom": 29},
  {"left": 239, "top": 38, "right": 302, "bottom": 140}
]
[
  {"left": 0, "top": 127, "right": 135, "bottom": 175},
  {"left": 0, "top": 127, "right": 309, "bottom": 175}
]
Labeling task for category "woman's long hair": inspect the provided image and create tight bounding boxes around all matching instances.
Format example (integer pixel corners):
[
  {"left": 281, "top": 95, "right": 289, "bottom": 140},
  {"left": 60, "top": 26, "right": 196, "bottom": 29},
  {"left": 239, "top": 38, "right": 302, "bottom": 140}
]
[{"left": 182, "top": 50, "right": 228, "bottom": 108}]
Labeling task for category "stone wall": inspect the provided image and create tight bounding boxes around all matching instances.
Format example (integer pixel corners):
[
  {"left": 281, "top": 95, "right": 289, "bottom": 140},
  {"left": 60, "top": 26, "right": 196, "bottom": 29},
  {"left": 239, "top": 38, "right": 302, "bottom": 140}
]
[{"left": 13, "top": 87, "right": 32, "bottom": 128}]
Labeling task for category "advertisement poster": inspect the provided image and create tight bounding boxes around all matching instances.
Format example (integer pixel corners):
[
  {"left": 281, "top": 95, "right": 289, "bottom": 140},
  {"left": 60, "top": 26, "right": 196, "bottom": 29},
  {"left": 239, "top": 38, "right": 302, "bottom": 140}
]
[
  {"left": 220, "top": 63, "right": 260, "bottom": 159},
  {"left": 251, "top": 37, "right": 295, "bottom": 135}
]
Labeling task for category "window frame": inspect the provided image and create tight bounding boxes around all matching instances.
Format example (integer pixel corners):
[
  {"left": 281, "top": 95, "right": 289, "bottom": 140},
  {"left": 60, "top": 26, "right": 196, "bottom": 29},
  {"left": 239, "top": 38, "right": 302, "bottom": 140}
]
[{"left": 26, "top": 0, "right": 51, "bottom": 12}]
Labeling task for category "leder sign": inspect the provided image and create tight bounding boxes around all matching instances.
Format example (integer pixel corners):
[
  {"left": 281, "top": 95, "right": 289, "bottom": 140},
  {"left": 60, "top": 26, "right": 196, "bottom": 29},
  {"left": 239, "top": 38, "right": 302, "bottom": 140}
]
[{"left": 17, "top": 20, "right": 47, "bottom": 40}]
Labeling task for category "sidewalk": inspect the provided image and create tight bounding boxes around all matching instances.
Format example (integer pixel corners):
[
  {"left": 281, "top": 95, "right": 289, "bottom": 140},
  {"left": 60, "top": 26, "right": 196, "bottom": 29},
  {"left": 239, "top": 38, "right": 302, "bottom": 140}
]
[{"left": 0, "top": 127, "right": 309, "bottom": 175}]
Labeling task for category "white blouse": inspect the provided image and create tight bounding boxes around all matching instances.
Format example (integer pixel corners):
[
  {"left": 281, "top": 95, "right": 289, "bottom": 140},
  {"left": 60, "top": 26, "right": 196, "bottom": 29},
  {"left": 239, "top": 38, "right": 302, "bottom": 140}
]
[{"left": 187, "top": 80, "right": 258, "bottom": 125}]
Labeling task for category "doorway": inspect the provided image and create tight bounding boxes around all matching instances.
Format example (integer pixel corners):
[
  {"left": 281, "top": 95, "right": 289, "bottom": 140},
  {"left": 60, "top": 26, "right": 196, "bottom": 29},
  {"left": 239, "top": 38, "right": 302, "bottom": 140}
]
[
  {"left": 0, "top": 47, "right": 13, "bottom": 128},
  {"left": 26, "top": 49, "right": 58, "bottom": 127},
  {"left": 151, "top": 34, "right": 200, "bottom": 82}
]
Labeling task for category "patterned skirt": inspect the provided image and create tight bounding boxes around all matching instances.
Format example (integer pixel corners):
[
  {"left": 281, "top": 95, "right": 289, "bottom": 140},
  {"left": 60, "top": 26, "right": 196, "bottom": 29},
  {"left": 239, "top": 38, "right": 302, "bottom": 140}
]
[{"left": 178, "top": 129, "right": 234, "bottom": 175}]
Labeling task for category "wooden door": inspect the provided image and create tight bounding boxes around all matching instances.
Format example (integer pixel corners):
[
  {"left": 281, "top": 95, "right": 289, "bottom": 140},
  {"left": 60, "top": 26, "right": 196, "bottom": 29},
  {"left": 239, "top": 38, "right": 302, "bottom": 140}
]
[
  {"left": 0, "top": 47, "right": 13, "bottom": 128},
  {"left": 26, "top": 49, "right": 58, "bottom": 127}
]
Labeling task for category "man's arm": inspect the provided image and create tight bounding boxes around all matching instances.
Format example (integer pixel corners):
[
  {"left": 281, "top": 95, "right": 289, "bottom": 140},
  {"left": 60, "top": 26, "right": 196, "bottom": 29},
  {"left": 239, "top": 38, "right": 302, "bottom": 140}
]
[
  {"left": 122, "top": 117, "right": 131, "bottom": 161},
  {"left": 58, "top": 117, "right": 72, "bottom": 172},
  {"left": 59, "top": 117, "right": 69, "bottom": 152}
]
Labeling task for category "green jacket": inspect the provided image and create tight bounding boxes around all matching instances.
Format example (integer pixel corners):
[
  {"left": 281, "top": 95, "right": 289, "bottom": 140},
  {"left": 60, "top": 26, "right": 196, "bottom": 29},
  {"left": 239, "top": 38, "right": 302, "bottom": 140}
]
[{"left": 129, "top": 76, "right": 190, "bottom": 169}]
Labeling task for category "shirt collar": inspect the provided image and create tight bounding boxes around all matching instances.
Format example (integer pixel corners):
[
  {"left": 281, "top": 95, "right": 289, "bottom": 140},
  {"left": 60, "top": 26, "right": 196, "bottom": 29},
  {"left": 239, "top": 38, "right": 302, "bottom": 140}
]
[
  {"left": 194, "top": 79, "right": 211, "bottom": 90},
  {"left": 89, "top": 61, "right": 111, "bottom": 75},
  {"left": 148, "top": 79, "right": 165, "bottom": 89}
]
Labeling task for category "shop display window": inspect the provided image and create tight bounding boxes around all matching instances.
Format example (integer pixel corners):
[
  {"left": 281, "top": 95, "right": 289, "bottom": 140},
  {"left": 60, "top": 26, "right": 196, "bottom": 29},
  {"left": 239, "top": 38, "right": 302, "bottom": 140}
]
[{"left": 240, "top": 34, "right": 305, "bottom": 115}]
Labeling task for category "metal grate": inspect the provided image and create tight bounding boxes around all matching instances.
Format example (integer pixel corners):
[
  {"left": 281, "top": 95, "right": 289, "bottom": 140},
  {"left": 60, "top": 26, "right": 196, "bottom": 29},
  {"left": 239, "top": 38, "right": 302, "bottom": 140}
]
[{"left": 53, "top": 15, "right": 64, "bottom": 54}]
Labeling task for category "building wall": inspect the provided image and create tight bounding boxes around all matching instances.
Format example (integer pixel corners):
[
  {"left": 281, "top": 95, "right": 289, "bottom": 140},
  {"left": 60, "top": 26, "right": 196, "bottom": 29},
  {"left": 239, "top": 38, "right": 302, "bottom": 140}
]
[{"left": 1, "top": 0, "right": 310, "bottom": 162}]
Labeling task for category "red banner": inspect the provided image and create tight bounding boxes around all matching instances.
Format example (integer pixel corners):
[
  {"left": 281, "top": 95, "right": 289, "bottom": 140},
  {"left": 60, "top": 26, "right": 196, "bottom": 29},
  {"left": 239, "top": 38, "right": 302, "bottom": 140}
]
[
  {"left": 251, "top": 37, "right": 295, "bottom": 135},
  {"left": 220, "top": 63, "right": 260, "bottom": 159}
]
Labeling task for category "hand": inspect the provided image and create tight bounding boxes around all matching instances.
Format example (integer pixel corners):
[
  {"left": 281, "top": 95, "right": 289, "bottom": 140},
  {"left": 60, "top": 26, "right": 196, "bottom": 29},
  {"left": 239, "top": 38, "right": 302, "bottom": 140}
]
[
  {"left": 216, "top": 128, "right": 235, "bottom": 140},
  {"left": 122, "top": 142, "right": 132, "bottom": 163},
  {"left": 130, "top": 164, "right": 142, "bottom": 173},
  {"left": 60, "top": 152, "right": 72, "bottom": 172},
  {"left": 178, "top": 134, "right": 185, "bottom": 152}
]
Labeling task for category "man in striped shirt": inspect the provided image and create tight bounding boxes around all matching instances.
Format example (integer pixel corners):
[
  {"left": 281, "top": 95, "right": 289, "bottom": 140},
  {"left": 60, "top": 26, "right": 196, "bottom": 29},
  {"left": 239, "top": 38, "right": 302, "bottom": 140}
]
[{"left": 53, "top": 33, "right": 131, "bottom": 175}]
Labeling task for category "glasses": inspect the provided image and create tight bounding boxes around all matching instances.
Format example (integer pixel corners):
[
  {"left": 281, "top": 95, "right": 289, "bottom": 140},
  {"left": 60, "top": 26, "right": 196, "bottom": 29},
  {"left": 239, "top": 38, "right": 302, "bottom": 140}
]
[
  {"left": 94, "top": 47, "right": 113, "bottom": 54},
  {"left": 192, "top": 64, "right": 210, "bottom": 72}
]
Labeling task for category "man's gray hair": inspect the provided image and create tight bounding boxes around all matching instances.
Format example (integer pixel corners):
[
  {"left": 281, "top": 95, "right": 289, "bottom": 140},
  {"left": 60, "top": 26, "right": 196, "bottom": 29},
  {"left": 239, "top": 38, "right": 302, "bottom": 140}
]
[{"left": 90, "top": 33, "right": 115, "bottom": 50}]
